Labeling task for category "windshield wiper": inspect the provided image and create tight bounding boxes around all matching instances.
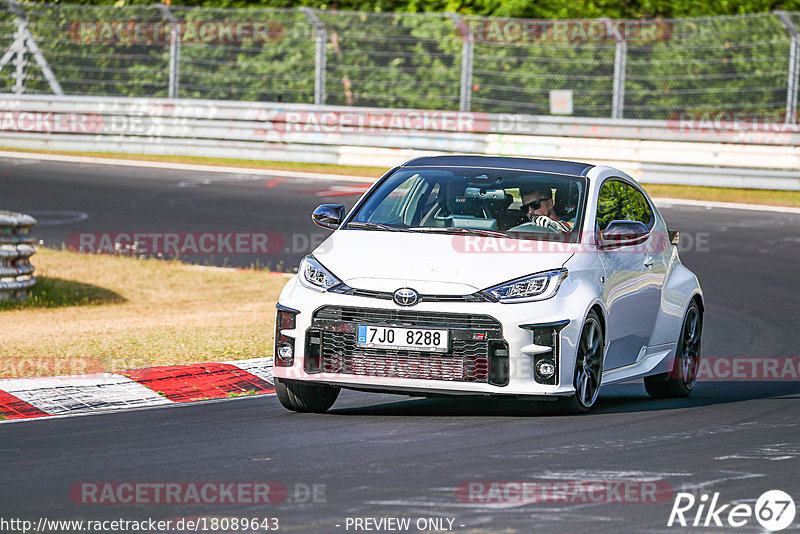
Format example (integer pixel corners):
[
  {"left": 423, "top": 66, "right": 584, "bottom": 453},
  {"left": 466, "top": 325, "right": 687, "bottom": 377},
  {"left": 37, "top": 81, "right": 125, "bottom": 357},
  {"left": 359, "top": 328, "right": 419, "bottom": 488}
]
[
  {"left": 409, "top": 227, "right": 510, "bottom": 238},
  {"left": 346, "top": 221, "right": 406, "bottom": 232}
]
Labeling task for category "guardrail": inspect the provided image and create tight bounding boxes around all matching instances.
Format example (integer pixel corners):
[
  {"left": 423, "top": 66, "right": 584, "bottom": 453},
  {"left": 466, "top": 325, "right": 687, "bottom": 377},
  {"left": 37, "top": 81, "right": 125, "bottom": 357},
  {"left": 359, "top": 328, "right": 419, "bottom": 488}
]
[
  {"left": 0, "top": 94, "right": 799, "bottom": 190},
  {"left": 0, "top": 210, "right": 36, "bottom": 301}
]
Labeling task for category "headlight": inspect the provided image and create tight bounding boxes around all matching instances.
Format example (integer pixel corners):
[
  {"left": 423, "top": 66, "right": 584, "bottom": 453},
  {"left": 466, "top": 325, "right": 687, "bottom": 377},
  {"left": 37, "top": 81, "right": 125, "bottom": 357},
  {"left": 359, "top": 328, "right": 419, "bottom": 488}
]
[
  {"left": 483, "top": 269, "right": 568, "bottom": 303},
  {"left": 298, "top": 255, "right": 342, "bottom": 292}
]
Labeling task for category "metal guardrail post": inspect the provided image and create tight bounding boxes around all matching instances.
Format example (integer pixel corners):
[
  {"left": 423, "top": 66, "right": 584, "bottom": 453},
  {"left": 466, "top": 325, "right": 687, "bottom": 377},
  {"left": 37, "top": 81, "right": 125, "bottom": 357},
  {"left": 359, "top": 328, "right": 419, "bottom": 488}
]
[
  {"left": 609, "top": 17, "right": 628, "bottom": 120},
  {"left": 612, "top": 41, "right": 627, "bottom": 119},
  {"left": 156, "top": 4, "right": 180, "bottom": 99},
  {"left": 0, "top": 210, "right": 37, "bottom": 302},
  {"left": 776, "top": 11, "right": 799, "bottom": 124},
  {"left": 12, "top": 23, "right": 27, "bottom": 94},
  {"left": 447, "top": 13, "right": 473, "bottom": 112},
  {"left": 1, "top": 0, "right": 64, "bottom": 95},
  {"left": 301, "top": 7, "right": 326, "bottom": 106}
]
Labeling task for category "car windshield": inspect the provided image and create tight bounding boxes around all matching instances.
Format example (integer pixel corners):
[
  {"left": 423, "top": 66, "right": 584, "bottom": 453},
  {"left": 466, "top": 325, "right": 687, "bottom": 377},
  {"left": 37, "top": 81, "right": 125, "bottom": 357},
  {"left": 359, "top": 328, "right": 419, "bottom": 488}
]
[{"left": 346, "top": 166, "right": 587, "bottom": 241}]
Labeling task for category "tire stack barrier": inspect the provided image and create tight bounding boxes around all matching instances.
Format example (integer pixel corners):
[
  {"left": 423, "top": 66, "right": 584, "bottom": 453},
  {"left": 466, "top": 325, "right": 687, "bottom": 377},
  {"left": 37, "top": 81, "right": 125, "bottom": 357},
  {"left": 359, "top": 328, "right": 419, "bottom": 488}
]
[{"left": 0, "top": 210, "right": 36, "bottom": 302}]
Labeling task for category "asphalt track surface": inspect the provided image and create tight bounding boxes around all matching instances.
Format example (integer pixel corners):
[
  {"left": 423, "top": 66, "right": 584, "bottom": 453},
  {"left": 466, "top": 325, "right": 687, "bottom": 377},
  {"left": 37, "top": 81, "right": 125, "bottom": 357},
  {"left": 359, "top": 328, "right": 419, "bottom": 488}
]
[{"left": 1, "top": 156, "right": 800, "bottom": 533}]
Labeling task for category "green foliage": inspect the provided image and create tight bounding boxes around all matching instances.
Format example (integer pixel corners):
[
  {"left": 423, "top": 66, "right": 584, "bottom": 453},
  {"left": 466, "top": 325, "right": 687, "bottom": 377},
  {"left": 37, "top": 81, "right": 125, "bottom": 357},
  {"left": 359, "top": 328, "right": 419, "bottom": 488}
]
[
  {"left": 26, "top": 0, "right": 800, "bottom": 18},
  {"left": 597, "top": 180, "right": 652, "bottom": 230},
  {"left": 6, "top": 3, "right": 799, "bottom": 120}
]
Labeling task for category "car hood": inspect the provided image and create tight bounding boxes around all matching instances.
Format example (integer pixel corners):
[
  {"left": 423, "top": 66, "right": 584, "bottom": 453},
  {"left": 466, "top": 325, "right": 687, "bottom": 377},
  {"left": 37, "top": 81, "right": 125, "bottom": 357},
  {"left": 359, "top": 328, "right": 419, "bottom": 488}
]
[{"left": 313, "top": 230, "right": 575, "bottom": 294}]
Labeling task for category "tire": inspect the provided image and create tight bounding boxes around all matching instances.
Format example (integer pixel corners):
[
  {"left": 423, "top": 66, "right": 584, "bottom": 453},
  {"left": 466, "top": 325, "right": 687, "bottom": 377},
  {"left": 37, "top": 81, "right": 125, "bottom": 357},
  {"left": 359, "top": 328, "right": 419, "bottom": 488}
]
[
  {"left": 559, "top": 310, "right": 604, "bottom": 414},
  {"left": 644, "top": 301, "right": 702, "bottom": 399},
  {"left": 274, "top": 378, "right": 340, "bottom": 413}
]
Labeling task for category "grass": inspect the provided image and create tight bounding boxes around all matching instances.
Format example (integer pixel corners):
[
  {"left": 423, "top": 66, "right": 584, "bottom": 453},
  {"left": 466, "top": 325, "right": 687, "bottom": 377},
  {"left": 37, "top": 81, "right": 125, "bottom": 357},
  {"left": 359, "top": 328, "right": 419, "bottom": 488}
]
[
  {"left": 642, "top": 184, "right": 800, "bottom": 208},
  {"left": 0, "top": 248, "right": 287, "bottom": 378},
  {"left": 0, "top": 276, "right": 125, "bottom": 310},
  {"left": 3, "top": 147, "right": 799, "bottom": 207},
  {"left": 227, "top": 390, "right": 259, "bottom": 397}
]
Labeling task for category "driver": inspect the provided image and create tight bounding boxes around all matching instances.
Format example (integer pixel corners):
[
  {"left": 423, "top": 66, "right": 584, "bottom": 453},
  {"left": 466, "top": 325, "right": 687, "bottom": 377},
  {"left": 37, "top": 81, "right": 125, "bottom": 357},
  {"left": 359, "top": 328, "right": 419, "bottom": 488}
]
[{"left": 521, "top": 187, "right": 572, "bottom": 233}]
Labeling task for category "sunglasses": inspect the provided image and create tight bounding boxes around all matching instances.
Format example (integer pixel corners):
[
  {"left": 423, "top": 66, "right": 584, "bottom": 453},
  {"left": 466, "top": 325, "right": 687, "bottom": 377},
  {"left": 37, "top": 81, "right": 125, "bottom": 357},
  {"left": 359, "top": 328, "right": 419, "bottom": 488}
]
[{"left": 521, "top": 197, "right": 551, "bottom": 211}]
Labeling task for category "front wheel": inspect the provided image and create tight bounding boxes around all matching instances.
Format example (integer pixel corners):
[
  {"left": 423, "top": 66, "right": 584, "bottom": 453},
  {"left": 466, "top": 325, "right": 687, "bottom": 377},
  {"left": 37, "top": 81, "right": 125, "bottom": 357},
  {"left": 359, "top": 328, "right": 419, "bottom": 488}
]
[
  {"left": 559, "top": 311, "right": 604, "bottom": 414},
  {"left": 274, "top": 378, "right": 340, "bottom": 413},
  {"left": 644, "top": 301, "right": 702, "bottom": 398}
]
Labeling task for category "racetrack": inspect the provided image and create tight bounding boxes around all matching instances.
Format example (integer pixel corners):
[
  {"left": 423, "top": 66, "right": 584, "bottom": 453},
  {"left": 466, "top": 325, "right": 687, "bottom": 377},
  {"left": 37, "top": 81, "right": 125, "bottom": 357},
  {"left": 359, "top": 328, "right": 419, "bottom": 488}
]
[{"left": 1, "top": 156, "right": 799, "bottom": 533}]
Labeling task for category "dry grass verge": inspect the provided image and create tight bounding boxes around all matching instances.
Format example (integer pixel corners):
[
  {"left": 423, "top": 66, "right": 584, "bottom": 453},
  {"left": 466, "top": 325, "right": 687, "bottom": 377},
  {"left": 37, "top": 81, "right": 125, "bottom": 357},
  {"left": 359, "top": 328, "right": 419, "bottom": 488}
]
[
  {"left": 0, "top": 248, "right": 287, "bottom": 378},
  {"left": 643, "top": 184, "right": 800, "bottom": 208}
]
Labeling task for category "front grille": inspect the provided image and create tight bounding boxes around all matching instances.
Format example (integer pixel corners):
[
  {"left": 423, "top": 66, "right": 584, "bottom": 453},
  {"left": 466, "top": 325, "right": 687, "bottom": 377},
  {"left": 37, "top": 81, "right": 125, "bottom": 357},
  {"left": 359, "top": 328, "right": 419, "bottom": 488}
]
[
  {"left": 309, "top": 306, "right": 506, "bottom": 385},
  {"left": 314, "top": 306, "right": 500, "bottom": 330},
  {"left": 330, "top": 285, "right": 490, "bottom": 303},
  {"left": 320, "top": 331, "right": 490, "bottom": 382}
]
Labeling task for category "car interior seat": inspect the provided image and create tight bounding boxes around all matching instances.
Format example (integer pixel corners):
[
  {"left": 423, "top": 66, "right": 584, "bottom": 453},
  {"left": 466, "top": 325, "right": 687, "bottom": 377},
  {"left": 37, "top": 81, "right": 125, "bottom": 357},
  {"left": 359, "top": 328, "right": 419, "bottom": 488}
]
[{"left": 554, "top": 181, "right": 580, "bottom": 222}]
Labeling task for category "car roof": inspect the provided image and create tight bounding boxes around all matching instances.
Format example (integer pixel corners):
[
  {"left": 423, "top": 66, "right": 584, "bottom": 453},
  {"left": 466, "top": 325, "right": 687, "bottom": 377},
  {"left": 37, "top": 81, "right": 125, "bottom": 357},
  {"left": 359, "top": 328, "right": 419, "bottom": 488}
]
[{"left": 401, "top": 155, "right": 595, "bottom": 177}]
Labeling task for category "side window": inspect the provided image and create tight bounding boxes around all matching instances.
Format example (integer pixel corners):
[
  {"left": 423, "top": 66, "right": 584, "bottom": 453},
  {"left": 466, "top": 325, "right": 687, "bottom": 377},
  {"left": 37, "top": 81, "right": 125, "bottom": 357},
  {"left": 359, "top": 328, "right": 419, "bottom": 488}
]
[
  {"left": 624, "top": 185, "right": 654, "bottom": 230},
  {"left": 596, "top": 180, "right": 626, "bottom": 231}
]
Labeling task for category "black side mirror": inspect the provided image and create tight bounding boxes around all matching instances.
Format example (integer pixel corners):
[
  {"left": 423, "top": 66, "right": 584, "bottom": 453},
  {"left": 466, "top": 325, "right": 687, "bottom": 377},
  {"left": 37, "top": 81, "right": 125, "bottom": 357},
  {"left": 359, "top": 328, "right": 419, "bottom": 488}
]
[
  {"left": 599, "top": 220, "right": 649, "bottom": 248},
  {"left": 312, "top": 204, "right": 345, "bottom": 230}
]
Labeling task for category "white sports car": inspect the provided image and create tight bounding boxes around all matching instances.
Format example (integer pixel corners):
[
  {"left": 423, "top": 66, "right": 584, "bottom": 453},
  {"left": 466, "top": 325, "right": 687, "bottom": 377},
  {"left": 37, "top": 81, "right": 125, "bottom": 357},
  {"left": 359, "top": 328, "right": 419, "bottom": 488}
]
[{"left": 273, "top": 156, "right": 703, "bottom": 413}]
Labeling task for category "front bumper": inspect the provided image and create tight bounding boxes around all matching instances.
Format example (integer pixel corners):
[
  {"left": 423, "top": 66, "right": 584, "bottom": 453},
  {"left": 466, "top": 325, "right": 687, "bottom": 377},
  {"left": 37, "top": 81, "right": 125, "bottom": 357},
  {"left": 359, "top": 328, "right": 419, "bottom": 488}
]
[{"left": 273, "top": 277, "right": 583, "bottom": 397}]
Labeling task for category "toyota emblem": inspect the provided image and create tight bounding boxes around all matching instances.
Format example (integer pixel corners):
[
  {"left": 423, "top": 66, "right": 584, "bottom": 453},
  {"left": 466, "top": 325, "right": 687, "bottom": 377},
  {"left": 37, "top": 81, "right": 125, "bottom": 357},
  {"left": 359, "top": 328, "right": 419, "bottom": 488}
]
[{"left": 393, "top": 287, "right": 419, "bottom": 306}]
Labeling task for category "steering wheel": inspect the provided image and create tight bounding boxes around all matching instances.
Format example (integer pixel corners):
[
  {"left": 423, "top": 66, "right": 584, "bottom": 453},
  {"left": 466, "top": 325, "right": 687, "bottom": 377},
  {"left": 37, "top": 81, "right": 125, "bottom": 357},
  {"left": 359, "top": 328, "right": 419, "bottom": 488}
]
[{"left": 507, "top": 221, "right": 560, "bottom": 234}]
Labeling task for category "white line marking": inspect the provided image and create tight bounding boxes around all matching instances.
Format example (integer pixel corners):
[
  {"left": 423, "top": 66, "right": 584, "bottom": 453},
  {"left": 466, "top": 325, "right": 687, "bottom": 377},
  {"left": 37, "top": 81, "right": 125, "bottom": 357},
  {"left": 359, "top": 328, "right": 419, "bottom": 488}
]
[
  {"left": 227, "top": 357, "right": 274, "bottom": 385},
  {"left": 0, "top": 374, "right": 171, "bottom": 415},
  {"left": 0, "top": 392, "right": 277, "bottom": 425},
  {"left": 0, "top": 150, "right": 374, "bottom": 183},
  {"left": 22, "top": 210, "right": 89, "bottom": 227}
]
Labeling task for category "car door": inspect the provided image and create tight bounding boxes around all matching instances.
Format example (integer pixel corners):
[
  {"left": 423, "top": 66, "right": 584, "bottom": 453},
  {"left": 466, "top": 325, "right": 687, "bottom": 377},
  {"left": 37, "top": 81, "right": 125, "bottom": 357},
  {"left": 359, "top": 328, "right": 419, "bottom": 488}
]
[{"left": 596, "top": 179, "right": 665, "bottom": 369}]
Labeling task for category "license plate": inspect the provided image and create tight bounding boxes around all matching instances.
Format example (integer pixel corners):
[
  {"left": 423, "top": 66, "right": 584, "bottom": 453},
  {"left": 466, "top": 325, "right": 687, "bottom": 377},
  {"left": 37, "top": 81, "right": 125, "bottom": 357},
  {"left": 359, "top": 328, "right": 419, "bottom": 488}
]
[{"left": 356, "top": 325, "right": 448, "bottom": 352}]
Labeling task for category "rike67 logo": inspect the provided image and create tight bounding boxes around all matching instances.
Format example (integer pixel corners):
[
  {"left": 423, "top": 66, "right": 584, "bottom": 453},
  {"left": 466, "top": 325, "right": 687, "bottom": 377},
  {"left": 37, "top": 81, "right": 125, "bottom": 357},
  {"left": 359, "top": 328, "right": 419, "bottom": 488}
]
[{"left": 668, "top": 490, "right": 796, "bottom": 531}]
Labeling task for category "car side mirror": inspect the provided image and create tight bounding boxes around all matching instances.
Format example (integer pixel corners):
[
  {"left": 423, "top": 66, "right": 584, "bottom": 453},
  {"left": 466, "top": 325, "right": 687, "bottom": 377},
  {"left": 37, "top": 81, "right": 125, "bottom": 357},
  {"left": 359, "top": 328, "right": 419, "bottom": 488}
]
[
  {"left": 312, "top": 204, "right": 345, "bottom": 230},
  {"left": 599, "top": 220, "right": 649, "bottom": 249}
]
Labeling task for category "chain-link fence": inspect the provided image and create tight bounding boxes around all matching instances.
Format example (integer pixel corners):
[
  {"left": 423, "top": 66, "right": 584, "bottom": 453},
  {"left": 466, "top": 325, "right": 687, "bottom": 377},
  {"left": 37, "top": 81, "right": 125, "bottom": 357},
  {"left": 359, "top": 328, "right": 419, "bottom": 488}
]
[{"left": 1, "top": 0, "right": 798, "bottom": 122}]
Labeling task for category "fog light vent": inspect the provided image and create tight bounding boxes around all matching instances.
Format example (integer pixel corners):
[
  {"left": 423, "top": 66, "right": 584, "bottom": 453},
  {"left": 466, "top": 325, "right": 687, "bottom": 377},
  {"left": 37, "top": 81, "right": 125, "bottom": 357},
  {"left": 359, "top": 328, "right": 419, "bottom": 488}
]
[
  {"left": 274, "top": 305, "right": 298, "bottom": 368},
  {"left": 277, "top": 343, "right": 294, "bottom": 366},
  {"left": 520, "top": 320, "right": 569, "bottom": 386},
  {"left": 535, "top": 358, "right": 555, "bottom": 379},
  {"left": 488, "top": 341, "right": 509, "bottom": 386},
  {"left": 305, "top": 329, "right": 322, "bottom": 373}
]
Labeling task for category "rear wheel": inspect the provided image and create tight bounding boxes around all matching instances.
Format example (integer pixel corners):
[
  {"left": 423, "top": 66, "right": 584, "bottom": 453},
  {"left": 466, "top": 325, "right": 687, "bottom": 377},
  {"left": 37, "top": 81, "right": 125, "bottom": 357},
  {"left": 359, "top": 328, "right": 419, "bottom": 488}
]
[
  {"left": 560, "top": 311, "right": 604, "bottom": 414},
  {"left": 274, "top": 378, "right": 340, "bottom": 413},
  {"left": 644, "top": 301, "right": 702, "bottom": 398}
]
